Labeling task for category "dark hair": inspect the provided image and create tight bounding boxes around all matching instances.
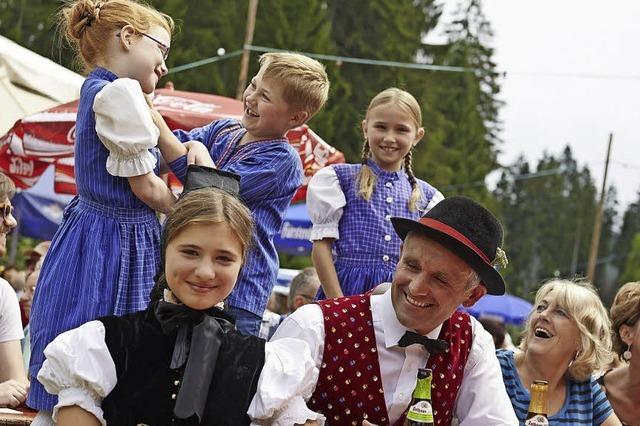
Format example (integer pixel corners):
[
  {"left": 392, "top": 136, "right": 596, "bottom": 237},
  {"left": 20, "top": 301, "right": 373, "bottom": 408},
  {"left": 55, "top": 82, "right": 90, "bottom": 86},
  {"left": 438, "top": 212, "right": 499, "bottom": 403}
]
[{"left": 479, "top": 317, "right": 506, "bottom": 348}]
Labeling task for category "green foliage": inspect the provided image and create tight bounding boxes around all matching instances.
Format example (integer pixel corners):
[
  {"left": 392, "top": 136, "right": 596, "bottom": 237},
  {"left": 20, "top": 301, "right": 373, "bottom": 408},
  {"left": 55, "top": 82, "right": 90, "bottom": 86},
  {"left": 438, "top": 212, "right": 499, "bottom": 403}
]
[
  {"left": 614, "top": 192, "right": 640, "bottom": 272},
  {"left": 491, "top": 146, "right": 621, "bottom": 299},
  {"left": 619, "top": 233, "right": 640, "bottom": 283},
  {"left": 278, "top": 253, "right": 312, "bottom": 270}
]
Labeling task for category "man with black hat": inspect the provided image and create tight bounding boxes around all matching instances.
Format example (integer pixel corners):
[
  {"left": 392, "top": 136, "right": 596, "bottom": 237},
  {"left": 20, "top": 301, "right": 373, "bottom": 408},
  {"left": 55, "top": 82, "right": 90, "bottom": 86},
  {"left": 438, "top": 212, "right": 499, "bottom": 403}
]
[{"left": 263, "top": 196, "right": 518, "bottom": 425}]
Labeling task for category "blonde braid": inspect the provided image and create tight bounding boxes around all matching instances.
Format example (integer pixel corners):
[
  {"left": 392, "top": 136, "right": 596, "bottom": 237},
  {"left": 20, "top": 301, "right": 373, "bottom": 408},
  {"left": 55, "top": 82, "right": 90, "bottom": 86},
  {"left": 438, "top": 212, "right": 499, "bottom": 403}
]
[
  {"left": 404, "top": 149, "right": 422, "bottom": 211},
  {"left": 357, "top": 139, "right": 376, "bottom": 201}
]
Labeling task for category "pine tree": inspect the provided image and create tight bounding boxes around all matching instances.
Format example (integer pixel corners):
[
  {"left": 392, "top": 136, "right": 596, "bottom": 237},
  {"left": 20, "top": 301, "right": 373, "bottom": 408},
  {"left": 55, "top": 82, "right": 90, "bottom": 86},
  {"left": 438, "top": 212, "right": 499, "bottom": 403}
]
[
  {"left": 614, "top": 191, "right": 640, "bottom": 273},
  {"left": 620, "top": 233, "right": 640, "bottom": 283},
  {"left": 423, "top": 0, "right": 503, "bottom": 203},
  {"left": 324, "top": 0, "right": 441, "bottom": 162}
]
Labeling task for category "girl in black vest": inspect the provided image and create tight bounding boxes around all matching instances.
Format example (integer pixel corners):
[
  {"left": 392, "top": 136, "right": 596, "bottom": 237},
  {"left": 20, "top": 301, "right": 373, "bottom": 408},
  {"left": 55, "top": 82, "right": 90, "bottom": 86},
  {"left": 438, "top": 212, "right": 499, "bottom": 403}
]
[{"left": 34, "top": 185, "right": 322, "bottom": 426}]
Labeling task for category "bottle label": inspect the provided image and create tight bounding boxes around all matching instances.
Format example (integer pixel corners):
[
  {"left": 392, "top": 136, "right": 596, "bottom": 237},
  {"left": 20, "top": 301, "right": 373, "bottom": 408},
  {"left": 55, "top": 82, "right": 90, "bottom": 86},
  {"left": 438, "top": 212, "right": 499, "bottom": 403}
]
[
  {"left": 525, "top": 414, "right": 549, "bottom": 426},
  {"left": 406, "top": 401, "right": 434, "bottom": 423}
]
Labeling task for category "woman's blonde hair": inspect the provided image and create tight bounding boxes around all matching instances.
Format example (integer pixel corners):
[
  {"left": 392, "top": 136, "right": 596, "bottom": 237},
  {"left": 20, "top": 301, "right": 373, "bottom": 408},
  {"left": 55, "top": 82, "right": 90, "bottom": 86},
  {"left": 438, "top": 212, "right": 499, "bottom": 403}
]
[
  {"left": 610, "top": 281, "right": 640, "bottom": 358},
  {"left": 57, "top": 0, "right": 174, "bottom": 72},
  {"left": 520, "top": 279, "right": 613, "bottom": 381},
  {"left": 151, "top": 188, "right": 254, "bottom": 302},
  {"left": 358, "top": 88, "right": 423, "bottom": 211}
]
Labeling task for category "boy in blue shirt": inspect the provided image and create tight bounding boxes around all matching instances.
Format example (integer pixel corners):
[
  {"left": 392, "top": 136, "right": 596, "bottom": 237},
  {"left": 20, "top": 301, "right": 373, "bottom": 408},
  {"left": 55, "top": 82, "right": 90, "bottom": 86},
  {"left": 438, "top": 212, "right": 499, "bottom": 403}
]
[{"left": 155, "top": 53, "right": 330, "bottom": 335}]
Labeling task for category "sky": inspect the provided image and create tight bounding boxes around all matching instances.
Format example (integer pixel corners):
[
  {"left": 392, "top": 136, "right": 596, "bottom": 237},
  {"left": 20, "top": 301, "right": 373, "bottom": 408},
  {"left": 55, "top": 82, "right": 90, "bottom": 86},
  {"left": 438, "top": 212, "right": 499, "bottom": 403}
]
[{"left": 458, "top": 0, "right": 640, "bottom": 211}]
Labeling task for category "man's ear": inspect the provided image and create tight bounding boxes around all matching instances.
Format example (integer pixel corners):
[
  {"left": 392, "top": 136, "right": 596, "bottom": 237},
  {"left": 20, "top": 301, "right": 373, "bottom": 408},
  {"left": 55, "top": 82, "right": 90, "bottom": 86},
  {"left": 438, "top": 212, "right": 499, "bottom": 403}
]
[
  {"left": 461, "top": 283, "right": 487, "bottom": 308},
  {"left": 289, "top": 110, "right": 310, "bottom": 128}
]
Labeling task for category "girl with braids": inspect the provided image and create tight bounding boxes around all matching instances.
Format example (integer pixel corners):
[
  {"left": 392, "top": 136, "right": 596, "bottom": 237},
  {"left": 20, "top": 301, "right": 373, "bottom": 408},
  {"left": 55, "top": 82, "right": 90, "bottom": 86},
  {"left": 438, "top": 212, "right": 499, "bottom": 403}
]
[
  {"left": 28, "top": 0, "right": 210, "bottom": 414},
  {"left": 33, "top": 187, "right": 323, "bottom": 426},
  {"left": 307, "top": 88, "right": 443, "bottom": 299}
]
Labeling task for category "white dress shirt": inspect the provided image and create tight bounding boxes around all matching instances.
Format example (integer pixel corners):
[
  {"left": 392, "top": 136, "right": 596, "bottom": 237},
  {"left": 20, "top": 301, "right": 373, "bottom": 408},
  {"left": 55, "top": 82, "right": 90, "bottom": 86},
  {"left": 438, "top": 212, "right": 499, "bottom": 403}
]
[{"left": 272, "top": 288, "right": 518, "bottom": 425}]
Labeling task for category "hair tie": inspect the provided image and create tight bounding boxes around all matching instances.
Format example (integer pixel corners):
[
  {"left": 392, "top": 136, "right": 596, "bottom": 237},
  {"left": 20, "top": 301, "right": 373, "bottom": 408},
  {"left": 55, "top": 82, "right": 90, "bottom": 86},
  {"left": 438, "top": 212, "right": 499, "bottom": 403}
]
[
  {"left": 82, "top": 9, "right": 95, "bottom": 27},
  {"left": 94, "top": 1, "right": 103, "bottom": 20}
]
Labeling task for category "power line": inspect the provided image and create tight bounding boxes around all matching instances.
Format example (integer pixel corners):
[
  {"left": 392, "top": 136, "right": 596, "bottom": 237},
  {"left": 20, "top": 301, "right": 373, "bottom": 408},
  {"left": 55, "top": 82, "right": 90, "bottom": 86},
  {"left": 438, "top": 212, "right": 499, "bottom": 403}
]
[
  {"left": 244, "top": 45, "right": 472, "bottom": 73},
  {"left": 441, "top": 167, "right": 563, "bottom": 191},
  {"left": 167, "top": 49, "right": 243, "bottom": 74},
  {"left": 167, "top": 45, "right": 640, "bottom": 82}
]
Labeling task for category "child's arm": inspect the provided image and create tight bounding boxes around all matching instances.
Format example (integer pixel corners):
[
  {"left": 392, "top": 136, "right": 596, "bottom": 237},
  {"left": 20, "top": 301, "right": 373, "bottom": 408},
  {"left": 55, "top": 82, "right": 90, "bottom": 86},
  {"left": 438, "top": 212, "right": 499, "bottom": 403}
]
[
  {"left": 306, "top": 166, "right": 347, "bottom": 298},
  {"left": 56, "top": 406, "right": 101, "bottom": 426},
  {"left": 312, "top": 239, "right": 344, "bottom": 299},
  {"left": 128, "top": 172, "right": 176, "bottom": 214},
  {"left": 149, "top": 108, "right": 214, "bottom": 167}
]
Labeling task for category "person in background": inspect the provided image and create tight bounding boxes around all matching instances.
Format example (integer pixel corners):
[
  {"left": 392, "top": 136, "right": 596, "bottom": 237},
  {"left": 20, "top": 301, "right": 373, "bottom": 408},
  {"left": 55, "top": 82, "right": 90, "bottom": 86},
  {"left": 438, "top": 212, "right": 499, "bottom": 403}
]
[
  {"left": 597, "top": 281, "right": 640, "bottom": 426},
  {"left": 1, "top": 265, "right": 25, "bottom": 294},
  {"left": 0, "top": 172, "right": 28, "bottom": 408},
  {"left": 269, "top": 196, "right": 518, "bottom": 425},
  {"left": 307, "top": 87, "right": 443, "bottom": 300},
  {"left": 259, "top": 267, "right": 321, "bottom": 340},
  {"left": 496, "top": 279, "right": 620, "bottom": 425},
  {"left": 21, "top": 257, "right": 46, "bottom": 370},
  {"left": 287, "top": 267, "right": 321, "bottom": 314},
  {"left": 479, "top": 316, "right": 507, "bottom": 349},
  {"left": 24, "top": 242, "right": 50, "bottom": 275}
]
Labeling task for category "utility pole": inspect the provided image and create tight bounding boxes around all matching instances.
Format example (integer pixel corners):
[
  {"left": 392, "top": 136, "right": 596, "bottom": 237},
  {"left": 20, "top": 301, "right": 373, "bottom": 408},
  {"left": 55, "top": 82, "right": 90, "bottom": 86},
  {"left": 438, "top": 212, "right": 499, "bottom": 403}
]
[
  {"left": 587, "top": 133, "right": 613, "bottom": 283},
  {"left": 236, "top": 0, "right": 259, "bottom": 100}
]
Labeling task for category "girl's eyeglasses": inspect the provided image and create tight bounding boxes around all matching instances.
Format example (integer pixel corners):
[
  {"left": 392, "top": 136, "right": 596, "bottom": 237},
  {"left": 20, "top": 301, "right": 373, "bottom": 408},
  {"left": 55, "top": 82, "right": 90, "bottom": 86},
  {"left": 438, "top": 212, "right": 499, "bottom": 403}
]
[
  {"left": 115, "top": 32, "right": 170, "bottom": 61},
  {"left": 141, "top": 33, "right": 170, "bottom": 61}
]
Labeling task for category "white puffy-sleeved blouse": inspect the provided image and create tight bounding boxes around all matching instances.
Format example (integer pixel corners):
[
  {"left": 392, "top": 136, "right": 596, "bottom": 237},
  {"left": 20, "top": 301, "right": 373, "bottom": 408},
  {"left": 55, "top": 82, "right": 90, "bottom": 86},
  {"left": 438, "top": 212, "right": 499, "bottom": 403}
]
[
  {"left": 307, "top": 166, "right": 444, "bottom": 241},
  {"left": 37, "top": 321, "right": 324, "bottom": 426},
  {"left": 93, "top": 78, "right": 159, "bottom": 177}
]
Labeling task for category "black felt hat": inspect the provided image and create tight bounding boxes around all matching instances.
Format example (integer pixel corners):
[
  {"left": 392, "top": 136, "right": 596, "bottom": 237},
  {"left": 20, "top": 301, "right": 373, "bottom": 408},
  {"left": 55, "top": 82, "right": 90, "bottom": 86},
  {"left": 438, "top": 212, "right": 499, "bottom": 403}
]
[
  {"left": 391, "top": 196, "right": 507, "bottom": 295},
  {"left": 182, "top": 165, "right": 240, "bottom": 197}
]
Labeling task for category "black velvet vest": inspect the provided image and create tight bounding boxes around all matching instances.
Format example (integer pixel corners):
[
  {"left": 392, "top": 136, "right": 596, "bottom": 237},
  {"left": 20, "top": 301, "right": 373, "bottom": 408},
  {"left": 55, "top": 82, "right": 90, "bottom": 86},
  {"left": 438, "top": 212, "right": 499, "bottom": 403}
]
[{"left": 98, "top": 304, "right": 265, "bottom": 425}]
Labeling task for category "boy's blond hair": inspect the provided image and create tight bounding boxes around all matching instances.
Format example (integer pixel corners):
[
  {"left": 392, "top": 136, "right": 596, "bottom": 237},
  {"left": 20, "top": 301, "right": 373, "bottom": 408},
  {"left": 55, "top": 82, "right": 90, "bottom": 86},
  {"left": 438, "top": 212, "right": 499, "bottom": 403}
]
[{"left": 259, "top": 52, "right": 329, "bottom": 119}]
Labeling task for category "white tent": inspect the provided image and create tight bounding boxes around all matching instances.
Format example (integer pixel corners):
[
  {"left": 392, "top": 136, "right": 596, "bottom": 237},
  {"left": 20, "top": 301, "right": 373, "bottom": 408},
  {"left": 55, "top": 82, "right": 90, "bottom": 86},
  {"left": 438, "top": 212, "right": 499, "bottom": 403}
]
[{"left": 0, "top": 35, "right": 84, "bottom": 134}]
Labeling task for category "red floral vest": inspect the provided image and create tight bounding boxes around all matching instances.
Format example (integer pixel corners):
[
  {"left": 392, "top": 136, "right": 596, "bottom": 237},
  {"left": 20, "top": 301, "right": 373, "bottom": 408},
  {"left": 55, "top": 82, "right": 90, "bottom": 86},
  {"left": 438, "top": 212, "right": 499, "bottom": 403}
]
[{"left": 308, "top": 294, "right": 472, "bottom": 425}]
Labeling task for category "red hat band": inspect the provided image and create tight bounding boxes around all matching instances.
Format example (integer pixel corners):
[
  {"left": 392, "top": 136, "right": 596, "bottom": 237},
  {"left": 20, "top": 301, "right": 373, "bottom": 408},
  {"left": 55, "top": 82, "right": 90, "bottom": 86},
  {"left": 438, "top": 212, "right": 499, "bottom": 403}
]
[{"left": 418, "top": 218, "right": 491, "bottom": 264}]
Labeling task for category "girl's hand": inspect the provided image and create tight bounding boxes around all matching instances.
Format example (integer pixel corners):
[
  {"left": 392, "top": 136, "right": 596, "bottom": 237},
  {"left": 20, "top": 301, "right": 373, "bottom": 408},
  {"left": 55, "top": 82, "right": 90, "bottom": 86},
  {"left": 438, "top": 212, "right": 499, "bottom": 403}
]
[
  {"left": 184, "top": 141, "right": 215, "bottom": 167},
  {"left": 0, "top": 379, "right": 28, "bottom": 408}
]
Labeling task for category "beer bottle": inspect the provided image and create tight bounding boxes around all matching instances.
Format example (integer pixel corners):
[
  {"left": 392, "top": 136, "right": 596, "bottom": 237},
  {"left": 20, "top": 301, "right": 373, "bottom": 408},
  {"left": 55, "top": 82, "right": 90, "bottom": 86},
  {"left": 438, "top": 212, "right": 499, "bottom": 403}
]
[
  {"left": 406, "top": 368, "right": 434, "bottom": 425},
  {"left": 525, "top": 380, "right": 549, "bottom": 426}
]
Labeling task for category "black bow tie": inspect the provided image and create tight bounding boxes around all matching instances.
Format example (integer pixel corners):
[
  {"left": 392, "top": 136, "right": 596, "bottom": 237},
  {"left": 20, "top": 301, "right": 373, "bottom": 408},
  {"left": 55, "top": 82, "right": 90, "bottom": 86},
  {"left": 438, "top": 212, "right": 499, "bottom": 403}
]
[{"left": 398, "top": 331, "right": 449, "bottom": 355}]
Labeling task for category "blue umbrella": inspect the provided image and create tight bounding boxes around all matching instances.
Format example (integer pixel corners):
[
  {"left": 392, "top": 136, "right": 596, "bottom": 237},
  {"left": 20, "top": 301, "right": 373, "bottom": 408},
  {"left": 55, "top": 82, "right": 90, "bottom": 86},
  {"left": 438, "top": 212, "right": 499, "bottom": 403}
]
[
  {"left": 461, "top": 293, "right": 533, "bottom": 326},
  {"left": 274, "top": 202, "right": 312, "bottom": 256}
]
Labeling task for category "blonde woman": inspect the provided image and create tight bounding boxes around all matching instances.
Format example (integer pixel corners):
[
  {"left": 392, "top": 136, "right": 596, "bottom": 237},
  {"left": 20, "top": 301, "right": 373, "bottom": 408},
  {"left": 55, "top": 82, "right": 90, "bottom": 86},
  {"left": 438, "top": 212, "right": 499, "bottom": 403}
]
[
  {"left": 598, "top": 281, "right": 640, "bottom": 425},
  {"left": 496, "top": 280, "right": 621, "bottom": 425}
]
